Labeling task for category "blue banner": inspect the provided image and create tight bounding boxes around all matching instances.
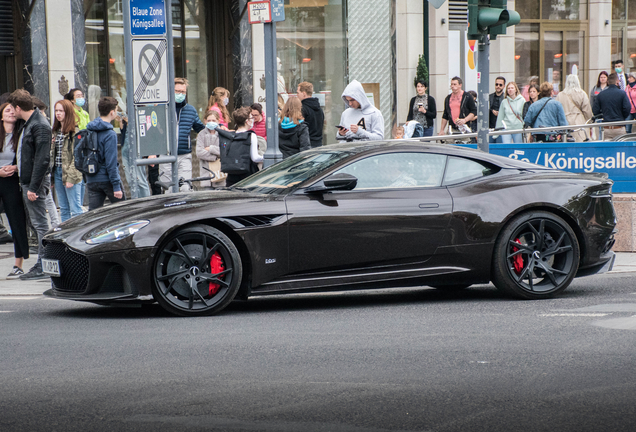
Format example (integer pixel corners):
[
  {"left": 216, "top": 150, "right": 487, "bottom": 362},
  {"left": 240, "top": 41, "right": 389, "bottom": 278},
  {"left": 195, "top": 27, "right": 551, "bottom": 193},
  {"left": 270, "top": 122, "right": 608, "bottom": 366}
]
[
  {"left": 130, "top": 0, "right": 166, "bottom": 36},
  {"left": 460, "top": 141, "right": 636, "bottom": 193}
]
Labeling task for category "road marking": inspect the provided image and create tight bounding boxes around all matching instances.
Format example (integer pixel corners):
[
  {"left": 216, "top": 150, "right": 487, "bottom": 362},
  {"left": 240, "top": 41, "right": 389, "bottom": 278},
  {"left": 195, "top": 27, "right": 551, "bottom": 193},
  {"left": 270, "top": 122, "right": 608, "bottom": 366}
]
[
  {"left": 539, "top": 313, "right": 610, "bottom": 317},
  {"left": 592, "top": 315, "right": 636, "bottom": 330}
]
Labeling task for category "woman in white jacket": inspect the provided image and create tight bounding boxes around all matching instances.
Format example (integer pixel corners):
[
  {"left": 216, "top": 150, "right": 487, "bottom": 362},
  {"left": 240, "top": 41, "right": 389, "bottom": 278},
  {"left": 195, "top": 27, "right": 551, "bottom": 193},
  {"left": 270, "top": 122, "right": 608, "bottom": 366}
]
[{"left": 496, "top": 81, "right": 526, "bottom": 143}]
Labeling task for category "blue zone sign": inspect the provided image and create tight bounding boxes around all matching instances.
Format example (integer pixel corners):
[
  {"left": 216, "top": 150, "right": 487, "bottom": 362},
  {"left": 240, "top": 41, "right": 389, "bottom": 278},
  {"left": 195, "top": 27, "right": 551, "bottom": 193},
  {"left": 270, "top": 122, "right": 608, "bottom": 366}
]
[
  {"left": 130, "top": 0, "right": 166, "bottom": 36},
  {"left": 460, "top": 142, "right": 636, "bottom": 193}
]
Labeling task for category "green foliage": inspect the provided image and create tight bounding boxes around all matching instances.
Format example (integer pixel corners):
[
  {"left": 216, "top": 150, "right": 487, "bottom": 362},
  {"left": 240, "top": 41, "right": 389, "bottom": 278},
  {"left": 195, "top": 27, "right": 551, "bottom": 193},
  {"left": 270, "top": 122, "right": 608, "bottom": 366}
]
[{"left": 414, "top": 55, "right": 429, "bottom": 88}]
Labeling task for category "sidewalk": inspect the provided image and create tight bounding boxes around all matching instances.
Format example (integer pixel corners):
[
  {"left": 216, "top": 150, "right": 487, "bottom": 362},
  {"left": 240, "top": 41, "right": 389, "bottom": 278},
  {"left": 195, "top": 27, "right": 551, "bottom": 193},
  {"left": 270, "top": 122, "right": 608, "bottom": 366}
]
[{"left": 1, "top": 243, "right": 635, "bottom": 297}]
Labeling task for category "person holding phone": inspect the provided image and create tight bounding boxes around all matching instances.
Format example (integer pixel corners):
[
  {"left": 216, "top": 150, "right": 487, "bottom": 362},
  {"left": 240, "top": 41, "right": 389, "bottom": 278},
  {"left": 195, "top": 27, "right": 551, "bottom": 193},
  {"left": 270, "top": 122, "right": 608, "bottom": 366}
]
[
  {"left": 337, "top": 80, "right": 384, "bottom": 141},
  {"left": 406, "top": 80, "right": 436, "bottom": 136}
]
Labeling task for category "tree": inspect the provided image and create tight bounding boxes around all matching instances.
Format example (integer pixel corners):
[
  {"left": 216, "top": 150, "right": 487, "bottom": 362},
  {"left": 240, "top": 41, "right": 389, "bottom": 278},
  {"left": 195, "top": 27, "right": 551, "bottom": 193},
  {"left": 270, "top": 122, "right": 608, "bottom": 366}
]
[{"left": 414, "top": 55, "right": 429, "bottom": 88}]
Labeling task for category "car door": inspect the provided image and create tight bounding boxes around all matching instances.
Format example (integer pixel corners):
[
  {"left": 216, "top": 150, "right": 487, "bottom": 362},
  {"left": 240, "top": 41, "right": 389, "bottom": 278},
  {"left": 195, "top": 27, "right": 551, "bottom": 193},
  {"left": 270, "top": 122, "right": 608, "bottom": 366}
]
[{"left": 285, "top": 152, "right": 453, "bottom": 274}]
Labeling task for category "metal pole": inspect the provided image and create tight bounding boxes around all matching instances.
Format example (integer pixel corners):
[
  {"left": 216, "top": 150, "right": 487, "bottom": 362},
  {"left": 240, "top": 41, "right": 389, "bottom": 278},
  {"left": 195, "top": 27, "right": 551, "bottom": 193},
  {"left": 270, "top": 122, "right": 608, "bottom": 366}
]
[
  {"left": 477, "top": 33, "right": 490, "bottom": 153},
  {"left": 122, "top": 0, "right": 138, "bottom": 198},
  {"left": 164, "top": 0, "right": 179, "bottom": 193},
  {"left": 263, "top": 19, "right": 282, "bottom": 168}
]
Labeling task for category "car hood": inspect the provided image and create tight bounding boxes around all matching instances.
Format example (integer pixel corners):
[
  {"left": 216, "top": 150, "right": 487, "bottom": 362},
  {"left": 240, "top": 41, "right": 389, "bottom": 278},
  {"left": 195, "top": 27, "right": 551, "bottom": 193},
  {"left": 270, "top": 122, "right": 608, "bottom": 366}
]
[{"left": 45, "top": 189, "right": 287, "bottom": 252}]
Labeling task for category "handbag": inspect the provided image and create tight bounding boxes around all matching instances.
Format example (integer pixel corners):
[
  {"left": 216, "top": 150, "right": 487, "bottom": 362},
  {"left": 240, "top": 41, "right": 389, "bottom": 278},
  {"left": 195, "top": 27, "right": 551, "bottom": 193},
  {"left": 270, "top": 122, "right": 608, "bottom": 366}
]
[{"left": 208, "top": 159, "right": 228, "bottom": 183}]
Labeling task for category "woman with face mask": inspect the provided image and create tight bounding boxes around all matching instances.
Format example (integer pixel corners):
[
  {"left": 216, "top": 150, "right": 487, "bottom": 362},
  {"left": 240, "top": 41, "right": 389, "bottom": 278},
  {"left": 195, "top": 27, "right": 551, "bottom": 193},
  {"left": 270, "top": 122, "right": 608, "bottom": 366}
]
[
  {"left": 64, "top": 88, "right": 90, "bottom": 130},
  {"left": 196, "top": 110, "right": 225, "bottom": 188},
  {"left": 207, "top": 87, "right": 231, "bottom": 129}
]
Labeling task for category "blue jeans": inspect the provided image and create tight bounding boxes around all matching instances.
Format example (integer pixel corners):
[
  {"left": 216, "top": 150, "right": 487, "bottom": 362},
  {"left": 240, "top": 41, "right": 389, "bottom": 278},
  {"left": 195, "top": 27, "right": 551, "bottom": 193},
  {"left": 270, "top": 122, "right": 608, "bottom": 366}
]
[
  {"left": 627, "top": 113, "right": 634, "bottom": 133},
  {"left": 489, "top": 135, "right": 503, "bottom": 143},
  {"left": 502, "top": 133, "right": 523, "bottom": 144},
  {"left": 422, "top": 127, "right": 434, "bottom": 137},
  {"left": 53, "top": 166, "right": 84, "bottom": 222}
]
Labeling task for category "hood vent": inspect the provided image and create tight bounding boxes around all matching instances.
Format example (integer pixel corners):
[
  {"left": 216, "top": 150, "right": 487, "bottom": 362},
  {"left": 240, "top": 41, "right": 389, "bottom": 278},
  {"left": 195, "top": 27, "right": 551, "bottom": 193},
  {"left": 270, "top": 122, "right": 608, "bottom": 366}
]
[{"left": 221, "top": 214, "right": 285, "bottom": 228}]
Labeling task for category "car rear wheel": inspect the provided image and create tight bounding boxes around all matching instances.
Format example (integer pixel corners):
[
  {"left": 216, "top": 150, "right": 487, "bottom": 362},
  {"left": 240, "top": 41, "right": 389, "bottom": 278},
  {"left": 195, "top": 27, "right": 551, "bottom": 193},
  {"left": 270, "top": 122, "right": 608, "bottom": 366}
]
[
  {"left": 152, "top": 225, "right": 242, "bottom": 316},
  {"left": 492, "top": 211, "right": 579, "bottom": 299}
]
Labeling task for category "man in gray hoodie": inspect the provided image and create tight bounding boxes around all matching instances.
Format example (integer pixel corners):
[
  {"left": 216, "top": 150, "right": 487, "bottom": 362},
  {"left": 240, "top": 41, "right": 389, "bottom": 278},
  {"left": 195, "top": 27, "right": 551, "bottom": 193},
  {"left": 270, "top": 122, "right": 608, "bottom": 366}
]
[{"left": 337, "top": 80, "right": 384, "bottom": 141}]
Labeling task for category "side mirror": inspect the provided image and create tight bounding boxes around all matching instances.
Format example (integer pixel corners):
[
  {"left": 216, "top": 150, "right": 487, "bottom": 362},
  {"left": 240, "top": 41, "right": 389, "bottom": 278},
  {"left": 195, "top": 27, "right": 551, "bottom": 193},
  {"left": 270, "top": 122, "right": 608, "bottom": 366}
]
[{"left": 305, "top": 173, "right": 358, "bottom": 193}]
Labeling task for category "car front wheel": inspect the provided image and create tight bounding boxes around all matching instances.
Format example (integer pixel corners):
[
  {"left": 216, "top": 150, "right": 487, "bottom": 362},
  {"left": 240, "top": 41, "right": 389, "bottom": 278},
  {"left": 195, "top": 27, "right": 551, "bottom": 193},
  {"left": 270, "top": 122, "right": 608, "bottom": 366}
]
[
  {"left": 152, "top": 225, "right": 242, "bottom": 316},
  {"left": 492, "top": 211, "right": 580, "bottom": 299}
]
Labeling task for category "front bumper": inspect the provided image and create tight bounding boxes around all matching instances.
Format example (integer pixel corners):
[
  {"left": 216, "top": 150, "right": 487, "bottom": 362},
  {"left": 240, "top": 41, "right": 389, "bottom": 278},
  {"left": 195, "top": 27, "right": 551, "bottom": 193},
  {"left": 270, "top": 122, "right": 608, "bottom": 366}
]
[{"left": 41, "top": 239, "right": 155, "bottom": 302}]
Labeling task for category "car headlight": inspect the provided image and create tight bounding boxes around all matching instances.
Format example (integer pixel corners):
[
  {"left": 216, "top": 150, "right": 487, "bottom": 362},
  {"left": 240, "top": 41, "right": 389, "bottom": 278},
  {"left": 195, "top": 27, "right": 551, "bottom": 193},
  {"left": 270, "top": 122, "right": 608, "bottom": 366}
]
[{"left": 86, "top": 221, "right": 150, "bottom": 245}]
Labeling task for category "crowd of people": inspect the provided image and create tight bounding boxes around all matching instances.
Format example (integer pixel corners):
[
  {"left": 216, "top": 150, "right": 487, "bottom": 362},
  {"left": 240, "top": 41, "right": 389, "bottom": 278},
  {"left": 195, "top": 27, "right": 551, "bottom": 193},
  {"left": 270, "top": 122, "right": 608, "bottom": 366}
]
[
  {"left": 1, "top": 64, "right": 634, "bottom": 282},
  {"left": 415, "top": 59, "right": 634, "bottom": 143}
]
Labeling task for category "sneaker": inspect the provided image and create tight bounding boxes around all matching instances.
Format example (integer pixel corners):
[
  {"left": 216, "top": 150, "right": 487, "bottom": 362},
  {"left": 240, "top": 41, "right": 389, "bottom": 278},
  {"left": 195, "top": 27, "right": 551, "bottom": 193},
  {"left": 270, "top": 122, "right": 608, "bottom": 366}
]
[
  {"left": 7, "top": 266, "right": 24, "bottom": 279},
  {"left": 19, "top": 265, "right": 49, "bottom": 281}
]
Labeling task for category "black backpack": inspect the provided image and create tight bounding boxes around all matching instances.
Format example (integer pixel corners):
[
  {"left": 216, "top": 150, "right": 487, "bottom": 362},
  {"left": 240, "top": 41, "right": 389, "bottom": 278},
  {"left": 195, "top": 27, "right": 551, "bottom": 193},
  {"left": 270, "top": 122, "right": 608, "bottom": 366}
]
[
  {"left": 73, "top": 129, "right": 101, "bottom": 175},
  {"left": 217, "top": 129, "right": 255, "bottom": 175}
]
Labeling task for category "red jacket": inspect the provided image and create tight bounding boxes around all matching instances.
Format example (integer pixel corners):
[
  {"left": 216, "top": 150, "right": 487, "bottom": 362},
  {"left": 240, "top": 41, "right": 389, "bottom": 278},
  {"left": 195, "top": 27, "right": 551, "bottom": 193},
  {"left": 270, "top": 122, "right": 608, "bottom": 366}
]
[
  {"left": 251, "top": 118, "right": 267, "bottom": 140},
  {"left": 627, "top": 85, "right": 636, "bottom": 114}
]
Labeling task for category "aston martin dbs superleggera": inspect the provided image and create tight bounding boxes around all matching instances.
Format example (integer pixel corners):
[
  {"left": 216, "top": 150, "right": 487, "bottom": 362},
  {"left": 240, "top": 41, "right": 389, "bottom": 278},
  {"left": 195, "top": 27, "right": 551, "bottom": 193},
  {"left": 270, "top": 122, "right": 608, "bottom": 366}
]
[{"left": 42, "top": 142, "right": 617, "bottom": 316}]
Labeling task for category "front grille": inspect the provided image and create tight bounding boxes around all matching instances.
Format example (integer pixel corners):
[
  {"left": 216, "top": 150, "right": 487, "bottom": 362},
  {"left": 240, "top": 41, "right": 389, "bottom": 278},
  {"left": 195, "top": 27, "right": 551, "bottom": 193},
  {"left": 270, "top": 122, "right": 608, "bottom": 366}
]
[{"left": 44, "top": 241, "right": 89, "bottom": 292}]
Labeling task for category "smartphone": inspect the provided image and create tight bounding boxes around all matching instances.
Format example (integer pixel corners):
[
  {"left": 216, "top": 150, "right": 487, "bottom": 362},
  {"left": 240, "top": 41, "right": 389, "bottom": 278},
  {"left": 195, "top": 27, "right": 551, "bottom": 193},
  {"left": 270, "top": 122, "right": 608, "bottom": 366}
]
[{"left": 336, "top": 125, "right": 347, "bottom": 129}]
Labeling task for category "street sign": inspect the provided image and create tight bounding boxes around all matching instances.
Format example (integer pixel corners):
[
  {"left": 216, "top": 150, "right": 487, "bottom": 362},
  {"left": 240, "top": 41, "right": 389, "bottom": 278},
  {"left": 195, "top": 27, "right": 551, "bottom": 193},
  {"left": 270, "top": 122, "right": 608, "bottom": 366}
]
[
  {"left": 132, "top": 39, "right": 169, "bottom": 104},
  {"left": 271, "top": 0, "right": 285, "bottom": 22},
  {"left": 129, "top": 0, "right": 166, "bottom": 36},
  {"left": 248, "top": 1, "right": 272, "bottom": 24}
]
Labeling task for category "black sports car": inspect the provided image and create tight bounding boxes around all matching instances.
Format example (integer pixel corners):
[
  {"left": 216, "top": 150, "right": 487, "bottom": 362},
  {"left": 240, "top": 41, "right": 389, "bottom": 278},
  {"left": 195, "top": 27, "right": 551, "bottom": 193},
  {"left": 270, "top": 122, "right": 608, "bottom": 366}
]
[{"left": 42, "top": 142, "right": 617, "bottom": 316}]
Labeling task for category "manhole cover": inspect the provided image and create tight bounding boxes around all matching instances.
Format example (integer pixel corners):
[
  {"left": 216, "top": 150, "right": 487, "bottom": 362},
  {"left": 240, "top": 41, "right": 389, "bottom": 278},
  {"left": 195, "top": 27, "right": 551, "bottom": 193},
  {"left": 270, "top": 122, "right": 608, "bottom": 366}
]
[{"left": 0, "top": 252, "right": 13, "bottom": 260}]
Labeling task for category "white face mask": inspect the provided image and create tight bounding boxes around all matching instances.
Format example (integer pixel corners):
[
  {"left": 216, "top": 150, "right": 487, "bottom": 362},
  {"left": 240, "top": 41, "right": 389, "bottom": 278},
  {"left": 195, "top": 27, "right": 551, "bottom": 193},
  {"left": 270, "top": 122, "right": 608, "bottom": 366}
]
[{"left": 223, "top": 97, "right": 229, "bottom": 106}]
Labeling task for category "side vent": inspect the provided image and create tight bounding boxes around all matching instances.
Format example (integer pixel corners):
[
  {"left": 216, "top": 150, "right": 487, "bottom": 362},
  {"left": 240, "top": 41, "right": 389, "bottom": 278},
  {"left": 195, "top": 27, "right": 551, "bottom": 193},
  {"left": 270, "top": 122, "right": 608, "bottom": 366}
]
[{"left": 221, "top": 214, "right": 285, "bottom": 228}]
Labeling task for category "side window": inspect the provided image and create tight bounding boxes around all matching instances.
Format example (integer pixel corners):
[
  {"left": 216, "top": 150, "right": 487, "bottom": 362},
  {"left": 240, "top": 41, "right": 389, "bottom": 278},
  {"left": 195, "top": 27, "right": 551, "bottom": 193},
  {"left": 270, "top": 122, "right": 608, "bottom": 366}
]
[
  {"left": 334, "top": 152, "right": 447, "bottom": 190},
  {"left": 443, "top": 157, "right": 498, "bottom": 185}
]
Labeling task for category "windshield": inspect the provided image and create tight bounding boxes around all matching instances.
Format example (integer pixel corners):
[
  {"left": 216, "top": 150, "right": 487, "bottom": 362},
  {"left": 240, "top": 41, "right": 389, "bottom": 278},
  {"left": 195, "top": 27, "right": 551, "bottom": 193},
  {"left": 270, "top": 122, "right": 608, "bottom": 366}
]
[{"left": 233, "top": 151, "right": 354, "bottom": 195}]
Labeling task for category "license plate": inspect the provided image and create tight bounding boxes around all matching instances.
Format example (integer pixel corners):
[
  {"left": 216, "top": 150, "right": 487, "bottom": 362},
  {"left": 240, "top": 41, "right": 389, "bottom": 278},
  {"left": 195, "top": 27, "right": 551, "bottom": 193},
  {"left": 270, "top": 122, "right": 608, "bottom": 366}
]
[{"left": 42, "top": 258, "right": 61, "bottom": 277}]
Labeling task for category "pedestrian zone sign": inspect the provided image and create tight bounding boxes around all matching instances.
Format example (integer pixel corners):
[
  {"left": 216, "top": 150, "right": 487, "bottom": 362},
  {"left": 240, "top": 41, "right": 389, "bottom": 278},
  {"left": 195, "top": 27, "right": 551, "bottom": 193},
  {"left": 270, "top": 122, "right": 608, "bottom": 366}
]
[
  {"left": 248, "top": 1, "right": 271, "bottom": 24},
  {"left": 132, "top": 39, "right": 169, "bottom": 104}
]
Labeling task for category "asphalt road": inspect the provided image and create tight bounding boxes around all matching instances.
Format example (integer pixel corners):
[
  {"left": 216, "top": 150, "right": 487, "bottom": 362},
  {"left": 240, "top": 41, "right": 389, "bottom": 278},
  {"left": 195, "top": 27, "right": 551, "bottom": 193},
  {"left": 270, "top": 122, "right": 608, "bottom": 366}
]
[{"left": 1, "top": 272, "right": 636, "bottom": 432}]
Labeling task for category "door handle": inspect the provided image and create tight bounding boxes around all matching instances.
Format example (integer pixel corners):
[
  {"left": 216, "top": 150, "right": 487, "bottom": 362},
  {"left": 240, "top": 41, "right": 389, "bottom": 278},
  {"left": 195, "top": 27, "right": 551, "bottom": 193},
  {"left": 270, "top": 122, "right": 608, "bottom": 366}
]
[{"left": 419, "top": 203, "right": 439, "bottom": 209}]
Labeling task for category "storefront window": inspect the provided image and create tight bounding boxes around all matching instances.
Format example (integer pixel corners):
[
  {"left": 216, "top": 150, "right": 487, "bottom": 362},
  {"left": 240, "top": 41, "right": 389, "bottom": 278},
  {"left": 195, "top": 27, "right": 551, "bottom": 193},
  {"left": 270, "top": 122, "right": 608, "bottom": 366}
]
[
  {"left": 515, "top": 24, "right": 540, "bottom": 92},
  {"left": 183, "top": 0, "right": 208, "bottom": 116},
  {"left": 83, "top": 0, "right": 209, "bottom": 121},
  {"left": 276, "top": 1, "right": 347, "bottom": 145},
  {"left": 85, "top": 0, "right": 107, "bottom": 115},
  {"left": 516, "top": 0, "right": 540, "bottom": 20},
  {"left": 542, "top": 0, "right": 587, "bottom": 20},
  {"left": 614, "top": 0, "right": 626, "bottom": 20}
]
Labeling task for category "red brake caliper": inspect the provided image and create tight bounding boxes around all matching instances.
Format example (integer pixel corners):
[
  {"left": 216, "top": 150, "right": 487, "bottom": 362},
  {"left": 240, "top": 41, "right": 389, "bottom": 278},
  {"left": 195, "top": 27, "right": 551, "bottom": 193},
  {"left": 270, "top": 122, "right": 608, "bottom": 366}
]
[
  {"left": 512, "top": 238, "right": 524, "bottom": 274},
  {"left": 208, "top": 252, "right": 225, "bottom": 296}
]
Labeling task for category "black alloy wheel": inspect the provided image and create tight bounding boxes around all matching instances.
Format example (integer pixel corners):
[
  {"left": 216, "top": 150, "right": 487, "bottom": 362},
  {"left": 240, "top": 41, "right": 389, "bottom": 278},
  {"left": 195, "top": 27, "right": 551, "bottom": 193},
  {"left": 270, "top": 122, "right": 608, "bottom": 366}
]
[
  {"left": 152, "top": 225, "right": 242, "bottom": 316},
  {"left": 492, "top": 211, "right": 580, "bottom": 299}
]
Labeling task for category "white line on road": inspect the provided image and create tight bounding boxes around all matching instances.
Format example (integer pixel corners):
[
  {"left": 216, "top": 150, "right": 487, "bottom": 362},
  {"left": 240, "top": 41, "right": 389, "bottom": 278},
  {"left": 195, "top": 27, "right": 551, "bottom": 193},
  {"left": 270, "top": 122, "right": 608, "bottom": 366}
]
[{"left": 539, "top": 313, "right": 610, "bottom": 317}]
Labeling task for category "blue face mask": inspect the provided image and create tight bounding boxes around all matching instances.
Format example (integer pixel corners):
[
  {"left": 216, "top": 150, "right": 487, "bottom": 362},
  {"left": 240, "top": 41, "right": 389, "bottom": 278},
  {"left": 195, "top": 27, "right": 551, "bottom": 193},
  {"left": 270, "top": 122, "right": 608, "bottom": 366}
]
[
  {"left": 75, "top": 98, "right": 85, "bottom": 107},
  {"left": 175, "top": 93, "right": 186, "bottom": 104},
  {"left": 206, "top": 122, "right": 218, "bottom": 130}
]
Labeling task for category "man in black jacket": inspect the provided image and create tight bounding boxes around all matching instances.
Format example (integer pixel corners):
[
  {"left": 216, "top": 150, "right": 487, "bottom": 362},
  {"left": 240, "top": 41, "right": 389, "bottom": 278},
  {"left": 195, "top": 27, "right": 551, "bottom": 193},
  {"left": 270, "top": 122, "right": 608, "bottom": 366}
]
[
  {"left": 8, "top": 89, "right": 52, "bottom": 280},
  {"left": 489, "top": 76, "right": 506, "bottom": 143},
  {"left": 439, "top": 77, "right": 477, "bottom": 135},
  {"left": 593, "top": 73, "right": 631, "bottom": 141},
  {"left": 297, "top": 81, "right": 325, "bottom": 147}
]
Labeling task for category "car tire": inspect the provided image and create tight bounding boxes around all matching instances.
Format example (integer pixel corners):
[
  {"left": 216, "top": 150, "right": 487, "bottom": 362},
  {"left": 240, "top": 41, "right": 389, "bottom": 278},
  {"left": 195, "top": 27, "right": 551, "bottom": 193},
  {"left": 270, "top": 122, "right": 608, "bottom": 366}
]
[
  {"left": 152, "top": 225, "right": 242, "bottom": 316},
  {"left": 492, "top": 211, "right": 579, "bottom": 299},
  {"left": 430, "top": 284, "right": 471, "bottom": 291}
]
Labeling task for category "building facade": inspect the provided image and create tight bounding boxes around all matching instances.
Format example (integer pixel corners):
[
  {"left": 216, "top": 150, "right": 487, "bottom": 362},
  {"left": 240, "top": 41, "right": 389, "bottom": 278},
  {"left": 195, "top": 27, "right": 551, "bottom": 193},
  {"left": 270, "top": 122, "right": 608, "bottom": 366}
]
[{"left": 0, "top": 0, "right": 626, "bottom": 140}]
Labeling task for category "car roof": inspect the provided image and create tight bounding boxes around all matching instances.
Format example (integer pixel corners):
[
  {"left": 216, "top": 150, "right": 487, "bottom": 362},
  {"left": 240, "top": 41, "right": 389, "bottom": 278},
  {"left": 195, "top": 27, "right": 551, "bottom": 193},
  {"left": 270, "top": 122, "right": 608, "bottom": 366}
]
[{"left": 306, "top": 140, "right": 551, "bottom": 170}]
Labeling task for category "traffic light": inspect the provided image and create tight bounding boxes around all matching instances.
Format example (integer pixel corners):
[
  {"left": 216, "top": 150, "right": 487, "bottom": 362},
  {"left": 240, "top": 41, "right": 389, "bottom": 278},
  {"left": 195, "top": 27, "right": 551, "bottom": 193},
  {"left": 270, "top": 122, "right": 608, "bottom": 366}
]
[{"left": 467, "top": 0, "right": 521, "bottom": 40}]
